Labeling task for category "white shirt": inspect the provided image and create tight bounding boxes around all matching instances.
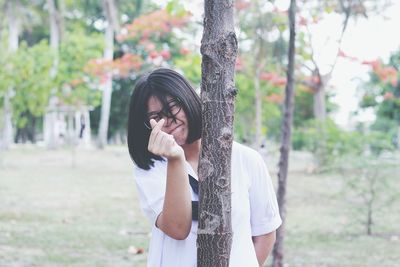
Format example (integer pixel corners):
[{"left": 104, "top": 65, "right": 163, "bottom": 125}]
[{"left": 134, "top": 141, "right": 282, "bottom": 267}]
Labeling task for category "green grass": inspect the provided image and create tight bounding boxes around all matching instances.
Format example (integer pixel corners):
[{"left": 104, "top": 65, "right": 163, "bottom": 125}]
[
  {"left": 0, "top": 146, "right": 149, "bottom": 267},
  {"left": 0, "top": 146, "right": 399, "bottom": 267}
]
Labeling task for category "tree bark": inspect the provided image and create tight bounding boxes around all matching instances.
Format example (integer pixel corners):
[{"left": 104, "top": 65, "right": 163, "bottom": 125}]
[
  {"left": 97, "top": 0, "right": 119, "bottom": 149},
  {"left": 272, "top": 0, "right": 296, "bottom": 266},
  {"left": 197, "top": 1, "right": 238, "bottom": 266}
]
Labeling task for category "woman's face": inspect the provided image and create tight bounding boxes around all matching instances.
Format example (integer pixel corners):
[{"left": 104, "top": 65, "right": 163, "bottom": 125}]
[{"left": 147, "top": 95, "right": 189, "bottom": 146}]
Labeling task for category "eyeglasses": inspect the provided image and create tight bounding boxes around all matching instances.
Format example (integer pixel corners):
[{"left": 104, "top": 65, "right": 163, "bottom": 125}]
[{"left": 144, "top": 98, "right": 182, "bottom": 130}]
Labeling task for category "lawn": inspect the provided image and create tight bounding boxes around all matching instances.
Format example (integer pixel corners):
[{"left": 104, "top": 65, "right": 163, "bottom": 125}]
[{"left": 0, "top": 146, "right": 399, "bottom": 267}]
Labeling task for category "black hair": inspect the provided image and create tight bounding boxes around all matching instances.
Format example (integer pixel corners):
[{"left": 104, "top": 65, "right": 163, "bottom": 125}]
[{"left": 127, "top": 68, "right": 202, "bottom": 170}]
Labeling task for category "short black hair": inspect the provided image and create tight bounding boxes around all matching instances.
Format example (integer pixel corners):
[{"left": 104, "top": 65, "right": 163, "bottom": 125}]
[{"left": 127, "top": 68, "right": 202, "bottom": 170}]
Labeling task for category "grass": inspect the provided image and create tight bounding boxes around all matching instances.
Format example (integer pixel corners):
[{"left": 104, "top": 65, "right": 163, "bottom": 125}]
[
  {"left": 0, "top": 146, "right": 399, "bottom": 267},
  {"left": 0, "top": 146, "right": 149, "bottom": 267}
]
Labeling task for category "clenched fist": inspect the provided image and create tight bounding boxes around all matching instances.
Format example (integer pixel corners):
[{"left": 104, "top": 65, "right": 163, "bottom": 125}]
[{"left": 148, "top": 119, "right": 184, "bottom": 160}]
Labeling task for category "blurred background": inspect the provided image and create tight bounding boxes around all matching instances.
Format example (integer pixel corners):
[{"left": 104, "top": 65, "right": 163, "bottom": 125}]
[{"left": 0, "top": 0, "right": 399, "bottom": 266}]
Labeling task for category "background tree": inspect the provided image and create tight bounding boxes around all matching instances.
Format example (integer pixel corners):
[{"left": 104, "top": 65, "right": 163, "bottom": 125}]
[
  {"left": 1, "top": 0, "right": 21, "bottom": 148},
  {"left": 272, "top": 0, "right": 296, "bottom": 266},
  {"left": 297, "top": 0, "right": 390, "bottom": 121},
  {"left": 359, "top": 52, "right": 400, "bottom": 148},
  {"left": 96, "top": 0, "right": 119, "bottom": 148},
  {"left": 234, "top": 0, "right": 289, "bottom": 146},
  {"left": 336, "top": 155, "right": 398, "bottom": 235},
  {"left": 44, "top": 0, "right": 63, "bottom": 148},
  {"left": 197, "top": 0, "right": 237, "bottom": 266},
  {"left": 88, "top": 2, "right": 191, "bottom": 143}
]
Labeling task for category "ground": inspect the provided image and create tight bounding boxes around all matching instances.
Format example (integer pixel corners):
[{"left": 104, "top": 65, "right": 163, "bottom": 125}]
[{"left": 0, "top": 145, "right": 399, "bottom": 267}]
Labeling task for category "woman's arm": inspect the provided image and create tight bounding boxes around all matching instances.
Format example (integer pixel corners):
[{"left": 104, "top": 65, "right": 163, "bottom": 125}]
[
  {"left": 156, "top": 155, "right": 192, "bottom": 240},
  {"left": 252, "top": 231, "right": 276, "bottom": 266},
  {"left": 148, "top": 119, "right": 192, "bottom": 240}
]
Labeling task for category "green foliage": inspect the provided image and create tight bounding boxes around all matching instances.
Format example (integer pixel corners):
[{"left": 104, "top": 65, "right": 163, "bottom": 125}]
[
  {"left": 293, "top": 88, "right": 314, "bottom": 127},
  {"left": 234, "top": 73, "right": 256, "bottom": 142},
  {"left": 165, "top": 0, "right": 186, "bottom": 17},
  {"left": 293, "top": 119, "right": 395, "bottom": 167},
  {"left": 234, "top": 72, "right": 283, "bottom": 142},
  {"left": 173, "top": 52, "right": 202, "bottom": 87},
  {"left": 360, "top": 50, "right": 400, "bottom": 147},
  {"left": 0, "top": 41, "right": 54, "bottom": 128},
  {"left": 56, "top": 30, "right": 104, "bottom": 108}
]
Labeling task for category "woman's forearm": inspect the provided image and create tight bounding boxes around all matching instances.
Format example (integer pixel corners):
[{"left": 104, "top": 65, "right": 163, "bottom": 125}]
[
  {"left": 156, "top": 155, "right": 192, "bottom": 240},
  {"left": 252, "top": 231, "right": 276, "bottom": 266}
]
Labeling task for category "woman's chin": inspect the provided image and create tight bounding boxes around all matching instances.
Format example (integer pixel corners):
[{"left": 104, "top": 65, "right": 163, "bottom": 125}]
[
  {"left": 175, "top": 137, "right": 186, "bottom": 146},
  {"left": 172, "top": 127, "right": 187, "bottom": 146}
]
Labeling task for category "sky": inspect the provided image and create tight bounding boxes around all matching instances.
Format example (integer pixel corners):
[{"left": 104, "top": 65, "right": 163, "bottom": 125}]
[
  {"left": 328, "top": 2, "right": 400, "bottom": 128},
  {"left": 159, "top": 0, "right": 400, "bottom": 129}
]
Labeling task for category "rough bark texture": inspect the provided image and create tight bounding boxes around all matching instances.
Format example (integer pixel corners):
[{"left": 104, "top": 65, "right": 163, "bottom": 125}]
[
  {"left": 272, "top": 1, "right": 296, "bottom": 267},
  {"left": 197, "top": 1, "right": 237, "bottom": 266},
  {"left": 97, "top": 0, "right": 119, "bottom": 149}
]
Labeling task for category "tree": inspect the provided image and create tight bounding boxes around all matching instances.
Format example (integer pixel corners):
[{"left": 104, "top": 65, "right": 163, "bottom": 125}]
[
  {"left": 1, "top": 0, "right": 20, "bottom": 149},
  {"left": 297, "top": 0, "right": 391, "bottom": 121},
  {"left": 234, "top": 0, "right": 289, "bottom": 146},
  {"left": 359, "top": 53, "right": 400, "bottom": 147},
  {"left": 337, "top": 155, "right": 398, "bottom": 235},
  {"left": 272, "top": 0, "right": 296, "bottom": 266},
  {"left": 97, "top": 0, "right": 119, "bottom": 148},
  {"left": 0, "top": 41, "right": 54, "bottom": 143},
  {"left": 197, "top": 1, "right": 237, "bottom": 266},
  {"left": 87, "top": 3, "right": 191, "bottom": 142},
  {"left": 44, "top": 0, "right": 63, "bottom": 148}
]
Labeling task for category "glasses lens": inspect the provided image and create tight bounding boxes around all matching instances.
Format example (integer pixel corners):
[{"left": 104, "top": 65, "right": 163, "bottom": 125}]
[
  {"left": 144, "top": 98, "right": 182, "bottom": 129},
  {"left": 144, "top": 115, "right": 160, "bottom": 129},
  {"left": 168, "top": 98, "right": 182, "bottom": 116},
  {"left": 169, "top": 104, "right": 181, "bottom": 117}
]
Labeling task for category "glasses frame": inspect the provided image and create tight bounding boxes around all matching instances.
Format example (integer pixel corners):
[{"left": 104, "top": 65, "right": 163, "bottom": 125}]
[{"left": 144, "top": 98, "right": 182, "bottom": 130}]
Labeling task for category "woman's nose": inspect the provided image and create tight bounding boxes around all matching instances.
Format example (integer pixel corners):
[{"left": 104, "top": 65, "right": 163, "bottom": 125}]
[{"left": 163, "top": 116, "right": 174, "bottom": 127}]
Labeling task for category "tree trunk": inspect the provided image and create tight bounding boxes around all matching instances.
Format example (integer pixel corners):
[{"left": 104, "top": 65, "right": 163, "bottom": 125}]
[
  {"left": 97, "top": 0, "right": 119, "bottom": 149},
  {"left": 197, "top": 1, "right": 237, "bottom": 266},
  {"left": 366, "top": 203, "right": 372, "bottom": 235},
  {"left": 313, "top": 83, "right": 326, "bottom": 120},
  {"left": 272, "top": 1, "right": 296, "bottom": 266},
  {"left": 2, "top": 0, "right": 19, "bottom": 149},
  {"left": 45, "top": 0, "right": 62, "bottom": 149}
]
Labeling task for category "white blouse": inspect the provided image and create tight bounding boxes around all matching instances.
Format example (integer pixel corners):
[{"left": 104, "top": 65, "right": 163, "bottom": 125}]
[{"left": 134, "top": 141, "right": 282, "bottom": 267}]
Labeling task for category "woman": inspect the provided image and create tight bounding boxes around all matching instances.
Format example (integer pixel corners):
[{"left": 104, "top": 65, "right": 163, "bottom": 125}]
[{"left": 128, "top": 68, "right": 281, "bottom": 267}]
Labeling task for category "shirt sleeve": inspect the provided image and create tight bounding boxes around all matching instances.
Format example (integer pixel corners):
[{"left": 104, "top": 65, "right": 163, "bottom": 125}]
[
  {"left": 133, "top": 164, "right": 166, "bottom": 226},
  {"left": 249, "top": 152, "right": 282, "bottom": 236}
]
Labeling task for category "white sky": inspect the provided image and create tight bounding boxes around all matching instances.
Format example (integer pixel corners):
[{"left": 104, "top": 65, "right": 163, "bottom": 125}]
[
  {"left": 329, "top": 2, "right": 400, "bottom": 129},
  {"left": 158, "top": 0, "right": 400, "bottom": 129}
]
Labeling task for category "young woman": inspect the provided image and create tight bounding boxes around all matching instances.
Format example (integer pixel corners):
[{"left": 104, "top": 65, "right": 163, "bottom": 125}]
[{"left": 128, "top": 68, "right": 281, "bottom": 267}]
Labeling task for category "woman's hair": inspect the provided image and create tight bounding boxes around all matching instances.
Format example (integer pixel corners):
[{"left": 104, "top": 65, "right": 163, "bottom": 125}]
[{"left": 128, "top": 68, "right": 202, "bottom": 170}]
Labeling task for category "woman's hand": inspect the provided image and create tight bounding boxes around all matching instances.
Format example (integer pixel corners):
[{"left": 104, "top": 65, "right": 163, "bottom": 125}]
[{"left": 148, "top": 119, "right": 184, "bottom": 160}]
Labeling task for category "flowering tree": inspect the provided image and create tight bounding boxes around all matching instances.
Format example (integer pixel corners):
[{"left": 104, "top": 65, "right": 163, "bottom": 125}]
[{"left": 359, "top": 52, "right": 400, "bottom": 146}]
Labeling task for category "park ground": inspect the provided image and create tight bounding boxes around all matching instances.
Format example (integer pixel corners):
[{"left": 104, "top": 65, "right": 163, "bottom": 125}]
[{"left": 0, "top": 145, "right": 399, "bottom": 267}]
